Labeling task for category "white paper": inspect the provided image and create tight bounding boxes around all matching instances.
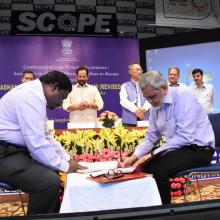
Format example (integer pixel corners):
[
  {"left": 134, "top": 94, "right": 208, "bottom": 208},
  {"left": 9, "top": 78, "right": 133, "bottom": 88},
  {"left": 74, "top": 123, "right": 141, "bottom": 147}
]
[
  {"left": 78, "top": 161, "right": 118, "bottom": 173},
  {"left": 67, "top": 122, "right": 96, "bottom": 129},
  {"left": 137, "top": 120, "right": 149, "bottom": 127}
]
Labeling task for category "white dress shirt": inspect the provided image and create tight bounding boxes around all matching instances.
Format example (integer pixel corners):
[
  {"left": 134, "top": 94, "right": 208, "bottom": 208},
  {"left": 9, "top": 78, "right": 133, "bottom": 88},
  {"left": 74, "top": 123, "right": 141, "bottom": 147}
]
[
  {"left": 0, "top": 79, "right": 70, "bottom": 172},
  {"left": 189, "top": 83, "right": 214, "bottom": 113},
  {"left": 119, "top": 80, "right": 151, "bottom": 113},
  {"left": 63, "top": 83, "right": 104, "bottom": 125}
]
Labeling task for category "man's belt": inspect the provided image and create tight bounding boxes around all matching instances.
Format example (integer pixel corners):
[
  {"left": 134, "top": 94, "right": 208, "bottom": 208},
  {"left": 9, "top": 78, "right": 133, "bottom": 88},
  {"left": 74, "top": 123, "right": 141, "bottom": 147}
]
[{"left": 188, "top": 144, "right": 214, "bottom": 152}]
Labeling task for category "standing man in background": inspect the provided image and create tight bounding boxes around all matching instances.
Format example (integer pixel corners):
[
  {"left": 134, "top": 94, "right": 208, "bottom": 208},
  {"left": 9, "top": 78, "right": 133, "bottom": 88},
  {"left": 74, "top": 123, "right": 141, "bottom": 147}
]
[
  {"left": 189, "top": 68, "right": 214, "bottom": 113},
  {"left": 21, "top": 70, "right": 36, "bottom": 83},
  {"left": 0, "top": 71, "right": 84, "bottom": 215},
  {"left": 168, "top": 66, "right": 187, "bottom": 88},
  {"left": 63, "top": 66, "right": 104, "bottom": 127},
  {"left": 119, "top": 62, "right": 151, "bottom": 127}
]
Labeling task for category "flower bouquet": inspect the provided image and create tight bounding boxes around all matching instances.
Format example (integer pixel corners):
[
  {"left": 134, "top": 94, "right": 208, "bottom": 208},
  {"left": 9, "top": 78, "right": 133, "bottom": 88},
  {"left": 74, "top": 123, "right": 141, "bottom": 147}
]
[
  {"left": 169, "top": 177, "right": 198, "bottom": 198},
  {"left": 98, "top": 111, "right": 119, "bottom": 128}
]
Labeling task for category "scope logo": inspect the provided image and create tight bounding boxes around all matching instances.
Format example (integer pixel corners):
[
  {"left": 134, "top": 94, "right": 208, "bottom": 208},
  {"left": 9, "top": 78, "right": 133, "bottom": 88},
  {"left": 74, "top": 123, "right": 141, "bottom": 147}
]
[{"left": 11, "top": 11, "right": 116, "bottom": 35}]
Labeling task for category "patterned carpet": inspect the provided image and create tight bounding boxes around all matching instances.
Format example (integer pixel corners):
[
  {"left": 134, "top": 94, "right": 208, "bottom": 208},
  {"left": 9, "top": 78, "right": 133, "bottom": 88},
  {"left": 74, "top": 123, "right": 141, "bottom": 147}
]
[{"left": 1, "top": 181, "right": 220, "bottom": 217}]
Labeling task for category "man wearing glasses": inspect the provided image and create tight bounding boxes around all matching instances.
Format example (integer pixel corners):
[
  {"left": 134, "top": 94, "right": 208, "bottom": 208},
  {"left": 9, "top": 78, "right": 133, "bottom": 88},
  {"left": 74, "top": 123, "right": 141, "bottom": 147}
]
[
  {"left": 119, "top": 62, "right": 151, "bottom": 127},
  {"left": 121, "top": 71, "right": 214, "bottom": 205}
]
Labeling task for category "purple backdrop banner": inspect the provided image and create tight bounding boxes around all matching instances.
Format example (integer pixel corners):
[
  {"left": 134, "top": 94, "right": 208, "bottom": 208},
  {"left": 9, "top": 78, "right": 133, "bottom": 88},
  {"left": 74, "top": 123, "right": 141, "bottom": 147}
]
[{"left": 0, "top": 36, "right": 139, "bottom": 128}]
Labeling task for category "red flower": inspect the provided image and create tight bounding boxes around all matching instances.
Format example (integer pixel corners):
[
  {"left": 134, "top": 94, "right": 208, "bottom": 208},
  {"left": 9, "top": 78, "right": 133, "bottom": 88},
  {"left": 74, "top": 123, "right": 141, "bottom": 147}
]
[
  {"left": 172, "top": 191, "right": 178, "bottom": 197},
  {"left": 171, "top": 183, "right": 177, "bottom": 189},
  {"left": 179, "top": 177, "right": 185, "bottom": 184},
  {"left": 102, "top": 149, "right": 111, "bottom": 159},
  {"left": 174, "top": 177, "right": 180, "bottom": 182},
  {"left": 93, "top": 153, "right": 101, "bottom": 161},
  {"left": 176, "top": 190, "right": 182, "bottom": 197},
  {"left": 112, "top": 151, "right": 120, "bottom": 159},
  {"left": 80, "top": 153, "right": 93, "bottom": 162},
  {"left": 176, "top": 183, "right": 181, "bottom": 189}
]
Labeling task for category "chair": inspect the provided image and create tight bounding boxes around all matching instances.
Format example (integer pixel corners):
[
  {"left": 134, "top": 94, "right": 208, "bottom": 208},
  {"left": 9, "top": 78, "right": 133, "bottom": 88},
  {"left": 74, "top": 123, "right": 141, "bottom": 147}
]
[
  {"left": 174, "top": 112, "right": 220, "bottom": 200},
  {"left": 0, "top": 182, "right": 26, "bottom": 215}
]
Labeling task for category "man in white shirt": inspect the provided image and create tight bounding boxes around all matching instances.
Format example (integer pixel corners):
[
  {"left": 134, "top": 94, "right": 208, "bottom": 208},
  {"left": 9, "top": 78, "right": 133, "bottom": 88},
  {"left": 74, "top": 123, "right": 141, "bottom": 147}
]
[
  {"left": 0, "top": 71, "right": 84, "bottom": 215},
  {"left": 119, "top": 62, "right": 151, "bottom": 126},
  {"left": 168, "top": 66, "right": 187, "bottom": 88},
  {"left": 189, "top": 68, "right": 214, "bottom": 113},
  {"left": 63, "top": 66, "right": 104, "bottom": 128}
]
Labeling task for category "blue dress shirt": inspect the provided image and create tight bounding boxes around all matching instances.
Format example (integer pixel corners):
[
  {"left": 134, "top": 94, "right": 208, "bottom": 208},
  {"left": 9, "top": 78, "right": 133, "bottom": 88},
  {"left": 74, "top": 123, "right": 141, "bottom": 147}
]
[{"left": 134, "top": 87, "right": 215, "bottom": 158}]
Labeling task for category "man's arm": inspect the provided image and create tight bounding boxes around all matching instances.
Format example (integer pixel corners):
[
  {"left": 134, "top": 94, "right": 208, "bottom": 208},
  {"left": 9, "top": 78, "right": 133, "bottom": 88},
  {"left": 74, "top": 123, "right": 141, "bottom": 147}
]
[
  {"left": 16, "top": 99, "right": 70, "bottom": 173},
  {"left": 119, "top": 84, "right": 139, "bottom": 113},
  {"left": 121, "top": 109, "right": 161, "bottom": 167},
  {"left": 133, "top": 110, "right": 160, "bottom": 158},
  {"left": 45, "top": 131, "right": 70, "bottom": 161}
]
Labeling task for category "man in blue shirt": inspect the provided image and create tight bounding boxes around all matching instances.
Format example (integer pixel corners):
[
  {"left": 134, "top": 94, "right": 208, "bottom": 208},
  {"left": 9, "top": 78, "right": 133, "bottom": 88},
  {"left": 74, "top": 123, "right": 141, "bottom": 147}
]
[
  {"left": 0, "top": 71, "right": 84, "bottom": 215},
  {"left": 122, "top": 71, "right": 215, "bottom": 204}
]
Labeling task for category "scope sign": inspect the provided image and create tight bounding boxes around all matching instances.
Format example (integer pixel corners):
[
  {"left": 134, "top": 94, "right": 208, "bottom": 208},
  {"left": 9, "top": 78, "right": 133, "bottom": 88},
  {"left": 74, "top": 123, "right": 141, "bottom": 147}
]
[{"left": 12, "top": 12, "right": 116, "bottom": 35}]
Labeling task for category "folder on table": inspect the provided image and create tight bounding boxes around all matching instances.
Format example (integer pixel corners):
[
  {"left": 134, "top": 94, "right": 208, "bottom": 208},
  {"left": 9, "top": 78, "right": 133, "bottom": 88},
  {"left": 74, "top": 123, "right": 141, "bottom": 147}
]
[{"left": 88, "top": 171, "right": 152, "bottom": 184}]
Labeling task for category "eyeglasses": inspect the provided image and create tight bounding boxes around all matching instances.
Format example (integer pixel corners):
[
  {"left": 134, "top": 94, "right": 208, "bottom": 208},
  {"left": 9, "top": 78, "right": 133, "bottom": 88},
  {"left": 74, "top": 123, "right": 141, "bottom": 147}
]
[
  {"left": 90, "top": 169, "right": 124, "bottom": 181},
  {"left": 102, "top": 169, "right": 124, "bottom": 180}
]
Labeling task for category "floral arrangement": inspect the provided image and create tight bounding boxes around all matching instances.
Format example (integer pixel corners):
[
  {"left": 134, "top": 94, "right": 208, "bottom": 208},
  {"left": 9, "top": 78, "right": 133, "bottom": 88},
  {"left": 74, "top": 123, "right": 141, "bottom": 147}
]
[
  {"left": 169, "top": 177, "right": 198, "bottom": 197},
  {"left": 54, "top": 126, "right": 146, "bottom": 157},
  {"left": 98, "top": 111, "right": 119, "bottom": 128},
  {"left": 74, "top": 148, "right": 131, "bottom": 162}
]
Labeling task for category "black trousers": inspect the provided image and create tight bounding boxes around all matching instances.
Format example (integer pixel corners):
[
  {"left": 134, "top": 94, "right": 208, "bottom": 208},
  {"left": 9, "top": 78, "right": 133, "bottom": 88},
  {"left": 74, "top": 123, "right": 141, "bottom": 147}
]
[
  {"left": 143, "top": 146, "right": 214, "bottom": 204},
  {"left": 0, "top": 141, "right": 61, "bottom": 215}
]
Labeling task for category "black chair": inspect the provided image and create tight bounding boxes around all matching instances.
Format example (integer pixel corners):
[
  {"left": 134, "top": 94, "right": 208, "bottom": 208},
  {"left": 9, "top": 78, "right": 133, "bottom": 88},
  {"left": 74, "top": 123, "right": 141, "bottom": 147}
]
[
  {"left": 174, "top": 112, "right": 220, "bottom": 200},
  {"left": 0, "top": 181, "right": 26, "bottom": 215}
]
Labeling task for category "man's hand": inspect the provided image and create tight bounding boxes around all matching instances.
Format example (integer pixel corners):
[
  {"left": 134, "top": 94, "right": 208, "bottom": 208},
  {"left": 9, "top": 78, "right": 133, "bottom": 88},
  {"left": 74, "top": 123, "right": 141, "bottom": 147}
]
[
  {"left": 66, "top": 104, "right": 78, "bottom": 112},
  {"left": 132, "top": 153, "right": 152, "bottom": 167},
  {"left": 135, "top": 109, "right": 145, "bottom": 120},
  {"left": 79, "top": 101, "right": 89, "bottom": 110},
  {"left": 118, "top": 155, "right": 138, "bottom": 167},
  {"left": 68, "top": 160, "right": 87, "bottom": 173}
]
